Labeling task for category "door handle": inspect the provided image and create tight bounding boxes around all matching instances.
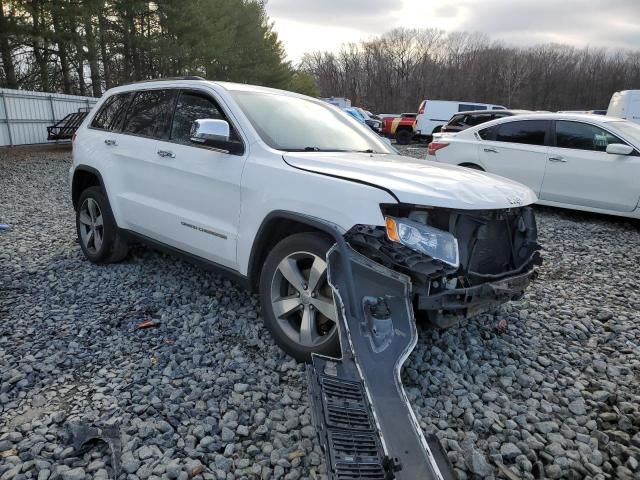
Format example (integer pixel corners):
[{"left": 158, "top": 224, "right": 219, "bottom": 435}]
[
  {"left": 104, "top": 139, "right": 117, "bottom": 146},
  {"left": 549, "top": 156, "right": 566, "bottom": 163},
  {"left": 483, "top": 147, "right": 498, "bottom": 153},
  {"left": 157, "top": 150, "right": 175, "bottom": 159}
]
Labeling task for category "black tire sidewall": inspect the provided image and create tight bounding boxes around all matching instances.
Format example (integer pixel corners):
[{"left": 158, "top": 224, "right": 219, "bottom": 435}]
[
  {"left": 76, "top": 186, "right": 119, "bottom": 263},
  {"left": 259, "top": 232, "right": 340, "bottom": 362},
  {"left": 395, "top": 129, "right": 412, "bottom": 145}
]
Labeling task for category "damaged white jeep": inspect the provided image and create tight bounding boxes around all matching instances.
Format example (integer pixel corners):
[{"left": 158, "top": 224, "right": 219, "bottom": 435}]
[{"left": 71, "top": 78, "right": 541, "bottom": 362}]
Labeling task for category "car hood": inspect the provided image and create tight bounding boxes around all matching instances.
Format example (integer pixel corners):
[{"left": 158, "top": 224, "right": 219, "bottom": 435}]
[{"left": 283, "top": 152, "right": 538, "bottom": 210}]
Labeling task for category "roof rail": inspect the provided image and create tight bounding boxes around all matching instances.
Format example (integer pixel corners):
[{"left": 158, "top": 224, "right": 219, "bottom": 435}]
[{"left": 123, "top": 76, "right": 206, "bottom": 86}]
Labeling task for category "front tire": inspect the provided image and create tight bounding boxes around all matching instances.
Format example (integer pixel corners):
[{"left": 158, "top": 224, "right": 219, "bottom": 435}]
[
  {"left": 259, "top": 233, "right": 340, "bottom": 362},
  {"left": 76, "top": 186, "right": 128, "bottom": 263}
]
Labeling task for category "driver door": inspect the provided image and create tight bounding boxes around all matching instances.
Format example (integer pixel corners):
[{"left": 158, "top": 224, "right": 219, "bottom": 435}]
[
  {"left": 148, "top": 89, "right": 248, "bottom": 269},
  {"left": 540, "top": 120, "right": 640, "bottom": 212}
]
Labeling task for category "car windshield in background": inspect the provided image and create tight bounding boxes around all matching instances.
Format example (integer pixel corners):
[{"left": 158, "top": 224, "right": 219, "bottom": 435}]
[
  {"left": 609, "top": 120, "right": 640, "bottom": 142},
  {"left": 230, "top": 91, "right": 394, "bottom": 154}
]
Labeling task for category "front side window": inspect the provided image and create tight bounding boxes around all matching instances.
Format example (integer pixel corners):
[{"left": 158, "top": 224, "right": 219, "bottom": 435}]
[
  {"left": 91, "top": 93, "right": 131, "bottom": 131},
  {"left": 122, "top": 89, "right": 177, "bottom": 138},
  {"left": 170, "top": 91, "right": 225, "bottom": 144},
  {"left": 230, "top": 91, "right": 394, "bottom": 153},
  {"left": 555, "top": 121, "right": 625, "bottom": 152},
  {"left": 495, "top": 120, "right": 548, "bottom": 146}
]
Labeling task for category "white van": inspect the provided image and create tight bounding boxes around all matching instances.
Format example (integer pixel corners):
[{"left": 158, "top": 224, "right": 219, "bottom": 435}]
[
  {"left": 607, "top": 90, "right": 640, "bottom": 124},
  {"left": 415, "top": 100, "right": 506, "bottom": 138}
]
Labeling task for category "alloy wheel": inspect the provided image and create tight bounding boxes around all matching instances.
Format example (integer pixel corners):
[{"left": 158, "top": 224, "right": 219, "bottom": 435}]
[
  {"left": 270, "top": 251, "right": 337, "bottom": 348},
  {"left": 78, "top": 197, "right": 104, "bottom": 254}
]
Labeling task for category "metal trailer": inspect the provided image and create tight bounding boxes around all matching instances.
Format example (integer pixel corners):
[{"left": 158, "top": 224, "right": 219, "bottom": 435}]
[{"left": 0, "top": 88, "right": 97, "bottom": 147}]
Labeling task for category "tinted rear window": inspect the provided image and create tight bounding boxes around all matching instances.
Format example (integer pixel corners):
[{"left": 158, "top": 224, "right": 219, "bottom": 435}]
[
  {"left": 495, "top": 120, "right": 548, "bottom": 146},
  {"left": 91, "top": 93, "right": 131, "bottom": 131},
  {"left": 122, "top": 90, "right": 177, "bottom": 138},
  {"left": 466, "top": 114, "right": 495, "bottom": 127}
]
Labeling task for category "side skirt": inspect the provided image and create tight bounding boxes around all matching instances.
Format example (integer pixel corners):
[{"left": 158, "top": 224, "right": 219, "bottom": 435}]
[{"left": 120, "top": 229, "right": 251, "bottom": 290}]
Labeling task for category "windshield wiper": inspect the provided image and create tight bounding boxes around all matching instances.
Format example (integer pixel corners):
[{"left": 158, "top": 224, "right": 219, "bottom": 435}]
[
  {"left": 354, "top": 149, "right": 385, "bottom": 154},
  {"left": 283, "top": 147, "right": 349, "bottom": 152}
]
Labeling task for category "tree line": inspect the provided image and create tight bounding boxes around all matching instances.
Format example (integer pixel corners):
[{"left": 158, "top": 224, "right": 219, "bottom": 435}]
[
  {"left": 301, "top": 28, "right": 640, "bottom": 113},
  {"left": 0, "top": 0, "right": 318, "bottom": 97}
]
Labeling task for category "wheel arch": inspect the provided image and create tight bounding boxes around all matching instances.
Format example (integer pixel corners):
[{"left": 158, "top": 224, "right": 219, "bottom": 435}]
[
  {"left": 458, "top": 162, "right": 485, "bottom": 171},
  {"left": 72, "top": 165, "right": 105, "bottom": 210},
  {"left": 247, "top": 211, "right": 345, "bottom": 292}
]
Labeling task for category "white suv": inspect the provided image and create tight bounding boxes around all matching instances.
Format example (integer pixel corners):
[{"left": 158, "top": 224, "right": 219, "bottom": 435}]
[{"left": 70, "top": 77, "right": 542, "bottom": 361}]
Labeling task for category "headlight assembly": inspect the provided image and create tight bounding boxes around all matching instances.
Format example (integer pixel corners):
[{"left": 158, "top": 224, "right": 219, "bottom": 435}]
[{"left": 385, "top": 216, "right": 459, "bottom": 268}]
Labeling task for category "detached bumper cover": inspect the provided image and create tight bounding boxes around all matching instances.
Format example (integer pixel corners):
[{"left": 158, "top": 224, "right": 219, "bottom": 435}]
[{"left": 308, "top": 243, "right": 454, "bottom": 480}]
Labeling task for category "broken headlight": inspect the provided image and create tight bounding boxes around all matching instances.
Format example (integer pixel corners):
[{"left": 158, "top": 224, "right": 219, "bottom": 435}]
[{"left": 385, "top": 216, "right": 459, "bottom": 268}]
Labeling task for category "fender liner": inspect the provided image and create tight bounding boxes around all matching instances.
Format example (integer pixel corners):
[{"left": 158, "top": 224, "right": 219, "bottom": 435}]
[
  {"left": 71, "top": 165, "right": 106, "bottom": 209},
  {"left": 246, "top": 211, "right": 358, "bottom": 298}
]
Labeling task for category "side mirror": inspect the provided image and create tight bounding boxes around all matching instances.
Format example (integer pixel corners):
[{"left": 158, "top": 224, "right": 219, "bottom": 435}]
[
  {"left": 190, "top": 119, "right": 244, "bottom": 154},
  {"left": 606, "top": 143, "right": 634, "bottom": 155}
]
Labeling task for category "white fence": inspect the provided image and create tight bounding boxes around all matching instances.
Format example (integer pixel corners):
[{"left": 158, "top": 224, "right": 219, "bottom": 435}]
[{"left": 0, "top": 88, "right": 98, "bottom": 146}]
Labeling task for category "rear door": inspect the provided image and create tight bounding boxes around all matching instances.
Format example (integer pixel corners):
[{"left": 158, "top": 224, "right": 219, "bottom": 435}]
[
  {"left": 477, "top": 119, "right": 551, "bottom": 194},
  {"left": 145, "top": 88, "right": 247, "bottom": 268},
  {"left": 108, "top": 88, "right": 178, "bottom": 235},
  {"left": 540, "top": 120, "right": 640, "bottom": 211},
  {"left": 84, "top": 92, "right": 132, "bottom": 214}
]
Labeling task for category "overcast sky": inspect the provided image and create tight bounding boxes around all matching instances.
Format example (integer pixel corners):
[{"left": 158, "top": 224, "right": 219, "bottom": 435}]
[{"left": 265, "top": 0, "right": 640, "bottom": 63}]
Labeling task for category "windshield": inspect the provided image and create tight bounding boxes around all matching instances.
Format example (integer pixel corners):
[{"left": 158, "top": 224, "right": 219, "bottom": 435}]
[
  {"left": 609, "top": 120, "right": 640, "bottom": 143},
  {"left": 230, "top": 90, "right": 394, "bottom": 153}
]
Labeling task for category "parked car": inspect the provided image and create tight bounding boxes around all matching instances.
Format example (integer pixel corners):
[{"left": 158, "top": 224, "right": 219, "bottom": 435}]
[
  {"left": 71, "top": 78, "right": 541, "bottom": 361},
  {"left": 344, "top": 106, "right": 367, "bottom": 124},
  {"left": 382, "top": 113, "right": 417, "bottom": 144},
  {"left": 607, "top": 90, "right": 640, "bottom": 124},
  {"left": 321, "top": 96, "right": 351, "bottom": 109},
  {"left": 429, "top": 113, "right": 640, "bottom": 219},
  {"left": 355, "top": 107, "right": 382, "bottom": 133},
  {"left": 415, "top": 99, "right": 506, "bottom": 139},
  {"left": 441, "top": 109, "right": 530, "bottom": 133}
]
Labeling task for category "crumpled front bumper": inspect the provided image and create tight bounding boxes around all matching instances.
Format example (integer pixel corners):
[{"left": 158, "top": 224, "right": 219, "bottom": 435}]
[{"left": 417, "top": 267, "right": 538, "bottom": 328}]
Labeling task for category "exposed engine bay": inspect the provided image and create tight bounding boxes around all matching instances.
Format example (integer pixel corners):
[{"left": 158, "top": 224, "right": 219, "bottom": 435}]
[{"left": 346, "top": 205, "right": 542, "bottom": 327}]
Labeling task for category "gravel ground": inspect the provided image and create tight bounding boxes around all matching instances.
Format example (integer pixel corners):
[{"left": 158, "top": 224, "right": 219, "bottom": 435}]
[{"left": 1, "top": 145, "right": 639, "bottom": 480}]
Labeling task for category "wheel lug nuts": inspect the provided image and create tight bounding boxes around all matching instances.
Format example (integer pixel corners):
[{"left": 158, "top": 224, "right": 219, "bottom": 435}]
[
  {"left": 311, "top": 292, "right": 316, "bottom": 298},
  {"left": 303, "top": 283, "right": 308, "bottom": 290}
]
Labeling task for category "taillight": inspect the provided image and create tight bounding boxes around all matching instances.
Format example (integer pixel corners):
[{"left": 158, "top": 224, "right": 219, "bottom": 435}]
[
  {"left": 427, "top": 141, "right": 449, "bottom": 156},
  {"left": 418, "top": 101, "right": 426, "bottom": 115},
  {"left": 72, "top": 132, "right": 77, "bottom": 144}
]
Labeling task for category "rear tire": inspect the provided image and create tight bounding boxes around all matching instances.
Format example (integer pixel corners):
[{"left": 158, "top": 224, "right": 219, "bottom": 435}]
[
  {"left": 395, "top": 128, "right": 413, "bottom": 145},
  {"left": 259, "top": 233, "right": 340, "bottom": 362},
  {"left": 76, "top": 186, "right": 129, "bottom": 263}
]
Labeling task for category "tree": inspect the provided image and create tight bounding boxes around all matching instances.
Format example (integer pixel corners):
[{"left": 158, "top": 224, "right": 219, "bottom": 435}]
[
  {"left": 0, "top": 0, "right": 295, "bottom": 95},
  {"left": 287, "top": 70, "right": 319, "bottom": 96}
]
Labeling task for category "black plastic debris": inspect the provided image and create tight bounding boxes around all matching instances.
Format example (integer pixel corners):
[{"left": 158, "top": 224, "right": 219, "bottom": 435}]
[{"left": 67, "top": 422, "right": 122, "bottom": 479}]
